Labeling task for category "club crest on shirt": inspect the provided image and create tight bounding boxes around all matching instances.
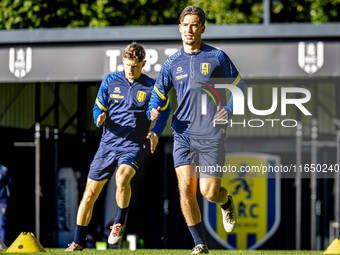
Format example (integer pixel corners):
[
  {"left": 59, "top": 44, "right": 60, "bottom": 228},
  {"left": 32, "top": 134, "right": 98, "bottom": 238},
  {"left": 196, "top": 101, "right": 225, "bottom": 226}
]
[
  {"left": 200, "top": 63, "right": 211, "bottom": 75},
  {"left": 136, "top": 91, "right": 146, "bottom": 102}
]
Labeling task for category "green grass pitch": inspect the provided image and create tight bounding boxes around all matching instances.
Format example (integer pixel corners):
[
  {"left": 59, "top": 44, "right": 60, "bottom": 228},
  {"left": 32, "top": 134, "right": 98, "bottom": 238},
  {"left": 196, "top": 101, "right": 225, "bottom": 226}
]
[{"left": 1, "top": 248, "right": 326, "bottom": 255}]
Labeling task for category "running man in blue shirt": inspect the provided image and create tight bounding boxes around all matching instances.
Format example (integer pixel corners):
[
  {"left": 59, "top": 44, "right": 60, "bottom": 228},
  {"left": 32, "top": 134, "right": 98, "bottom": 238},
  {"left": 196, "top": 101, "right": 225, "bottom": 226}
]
[
  {"left": 66, "top": 43, "right": 171, "bottom": 251},
  {"left": 148, "top": 6, "right": 245, "bottom": 254}
]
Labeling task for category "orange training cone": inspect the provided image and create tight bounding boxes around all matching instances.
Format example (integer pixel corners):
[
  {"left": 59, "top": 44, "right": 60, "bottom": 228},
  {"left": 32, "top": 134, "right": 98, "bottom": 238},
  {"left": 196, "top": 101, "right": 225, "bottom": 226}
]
[
  {"left": 6, "top": 232, "right": 45, "bottom": 253},
  {"left": 324, "top": 238, "right": 340, "bottom": 254}
]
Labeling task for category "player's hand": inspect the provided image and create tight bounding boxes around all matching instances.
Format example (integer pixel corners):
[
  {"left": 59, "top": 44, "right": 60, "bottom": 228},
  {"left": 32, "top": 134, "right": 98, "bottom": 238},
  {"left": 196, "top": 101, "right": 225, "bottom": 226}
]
[
  {"left": 214, "top": 106, "right": 228, "bottom": 122},
  {"left": 150, "top": 106, "right": 161, "bottom": 121},
  {"left": 97, "top": 112, "right": 106, "bottom": 126},
  {"left": 146, "top": 131, "right": 158, "bottom": 154}
]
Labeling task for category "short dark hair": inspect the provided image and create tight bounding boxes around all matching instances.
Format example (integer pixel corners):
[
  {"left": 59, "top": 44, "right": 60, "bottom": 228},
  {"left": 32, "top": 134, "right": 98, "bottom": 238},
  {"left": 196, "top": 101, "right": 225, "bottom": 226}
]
[
  {"left": 179, "top": 6, "right": 206, "bottom": 26},
  {"left": 123, "top": 43, "right": 145, "bottom": 62}
]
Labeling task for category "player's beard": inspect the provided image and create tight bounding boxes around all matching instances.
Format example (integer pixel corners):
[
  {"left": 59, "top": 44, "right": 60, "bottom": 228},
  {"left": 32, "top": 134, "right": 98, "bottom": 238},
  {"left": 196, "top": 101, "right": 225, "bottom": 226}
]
[
  {"left": 184, "top": 39, "right": 195, "bottom": 45},
  {"left": 182, "top": 34, "right": 195, "bottom": 45}
]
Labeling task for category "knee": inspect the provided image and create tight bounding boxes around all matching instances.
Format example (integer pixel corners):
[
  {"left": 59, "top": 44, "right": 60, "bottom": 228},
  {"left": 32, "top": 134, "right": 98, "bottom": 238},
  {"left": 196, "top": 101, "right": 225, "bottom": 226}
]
[
  {"left": 200, "top": 187, "right": 219, "bottom": 203},
  {"left": 116, "top": 172, "right": 132, "bottom": 188},
  {"left": 178, "top": 185, "right": 196, "bottom": 200},
  {"left": 81, "top": 190, "right": 97, "bottom": 205}
]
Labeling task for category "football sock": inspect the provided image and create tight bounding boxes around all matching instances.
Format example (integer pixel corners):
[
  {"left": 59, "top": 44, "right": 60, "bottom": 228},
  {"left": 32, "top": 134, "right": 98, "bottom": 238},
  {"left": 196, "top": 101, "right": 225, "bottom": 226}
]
[
  {"left": 114, "top": 206, "right": 128, "bottom": 225},
  {"left": 221, "top": 197, "right": 232, "bottom": 210},
  {"left": 74, "top": 225, "right": 87, "bottom": 245},
  {"left": 188, "top": 222, "right": 205, "bottom": 246}
]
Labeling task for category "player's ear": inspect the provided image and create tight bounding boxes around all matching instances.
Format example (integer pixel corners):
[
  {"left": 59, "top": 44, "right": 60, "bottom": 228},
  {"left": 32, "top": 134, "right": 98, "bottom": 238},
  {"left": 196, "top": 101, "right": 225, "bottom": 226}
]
[
  {"left": 201, "top": 25, "right": 205, "bottom": 34},
  {"left": 141, "top": 60, "right": 146, "bottom": 68},
  {"left": 179, "top": 24, "right": 182, "bottom": 33}
]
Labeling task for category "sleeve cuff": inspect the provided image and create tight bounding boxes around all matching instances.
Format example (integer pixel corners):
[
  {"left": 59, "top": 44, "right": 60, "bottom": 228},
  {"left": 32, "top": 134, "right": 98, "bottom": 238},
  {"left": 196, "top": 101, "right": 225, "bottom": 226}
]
[{"left": 151, "top": 127, "right": 161, "bottom": 138}]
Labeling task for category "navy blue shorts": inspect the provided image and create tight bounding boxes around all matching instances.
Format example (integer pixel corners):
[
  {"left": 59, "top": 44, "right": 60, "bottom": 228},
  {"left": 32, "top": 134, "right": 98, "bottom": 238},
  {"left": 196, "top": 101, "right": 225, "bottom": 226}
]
[
  {"left": 88, "top": 146, "right": 144, "bottom": 181},
  {"left": 173, "top": 133, "right": 226, "bottom": 177}
]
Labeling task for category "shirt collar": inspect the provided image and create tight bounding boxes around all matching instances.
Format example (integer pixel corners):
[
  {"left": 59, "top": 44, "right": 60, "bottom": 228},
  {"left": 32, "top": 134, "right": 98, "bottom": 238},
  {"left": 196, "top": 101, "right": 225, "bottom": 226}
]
[{"left": 182, "top": 43, "right": 206, "bottom": 56}]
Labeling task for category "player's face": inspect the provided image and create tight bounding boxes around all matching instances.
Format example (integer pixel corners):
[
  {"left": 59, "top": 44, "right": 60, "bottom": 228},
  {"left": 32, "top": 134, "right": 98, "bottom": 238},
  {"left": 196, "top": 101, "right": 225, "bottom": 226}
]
[
  {"left": 179, "top": 14, "right": 205, "bottom": 47},
  {"left": 123, "top": 57, "right": 146, "bottom": 82}
]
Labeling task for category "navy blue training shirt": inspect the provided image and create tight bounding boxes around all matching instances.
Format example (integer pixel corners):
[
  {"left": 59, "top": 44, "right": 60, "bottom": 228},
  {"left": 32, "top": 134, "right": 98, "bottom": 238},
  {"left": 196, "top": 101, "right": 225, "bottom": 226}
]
[
  {"left": 147, "top": 43, "right": 245, "bottom": 139},
  {"left": 94, "top": 71, "right": 171, "bottom": 151}
]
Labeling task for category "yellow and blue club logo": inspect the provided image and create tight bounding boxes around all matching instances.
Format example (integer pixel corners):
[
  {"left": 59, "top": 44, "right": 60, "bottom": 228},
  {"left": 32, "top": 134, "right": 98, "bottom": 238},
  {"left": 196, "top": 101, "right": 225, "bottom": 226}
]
[
  {"left": 137, "top": 91, "right": 146, "bottom": 102},
  {"left": 203, "top": 152, "right": 281, "bottom": 250},
  {"left": 200, "top": 63, "right": 211, "bottom": 75}
]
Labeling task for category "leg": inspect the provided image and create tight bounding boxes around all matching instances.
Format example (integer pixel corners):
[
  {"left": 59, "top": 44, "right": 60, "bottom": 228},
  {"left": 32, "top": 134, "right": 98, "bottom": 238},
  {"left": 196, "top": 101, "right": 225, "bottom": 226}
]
[
  {"left": 200, "top": 175, "right": 237, "bottom": 233},
  {"left": 108, "top": 164, "right": 136, "bottom": 245},
  {"left": 173, "top": 134, "right": 208, "bottom": 252},
  {"left": 175, "top": 164, "right": 200, "bottom": 226},
  {"left": 176, "top": 164, "right": 207, "bottom": 252},
  {"left": 199, "top": 177, "right": 228, "bottom": 205},
  {"left": 66, "top": 147, "right": 117, "bottom": 250},
  {"left": 196, "top": 135, "right": 237, "bottom": 233},
  {"left": 66, "top": 178, "right": 107, "bottom": 250},
  {"left": 115, "top": 164, "right": 136, "bottom": 210},
  {"left": 77, "top": 178, "right": 107, "bottom": 226}
]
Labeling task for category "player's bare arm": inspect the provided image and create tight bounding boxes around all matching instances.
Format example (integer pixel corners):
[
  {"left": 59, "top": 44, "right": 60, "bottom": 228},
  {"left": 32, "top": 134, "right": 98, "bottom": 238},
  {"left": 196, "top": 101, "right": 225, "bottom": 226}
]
[
  {"left": 97, "top": 112, "right": 106, "bottom": 126},
  {"left": 146, "top": 131, "right": 159, "bottom": 154},
  {"left": 214, "top": 106, "right": 228, "bottom": 122},
  {"left": 150, "top": 106, "right": 161, "bottom": 121}
]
